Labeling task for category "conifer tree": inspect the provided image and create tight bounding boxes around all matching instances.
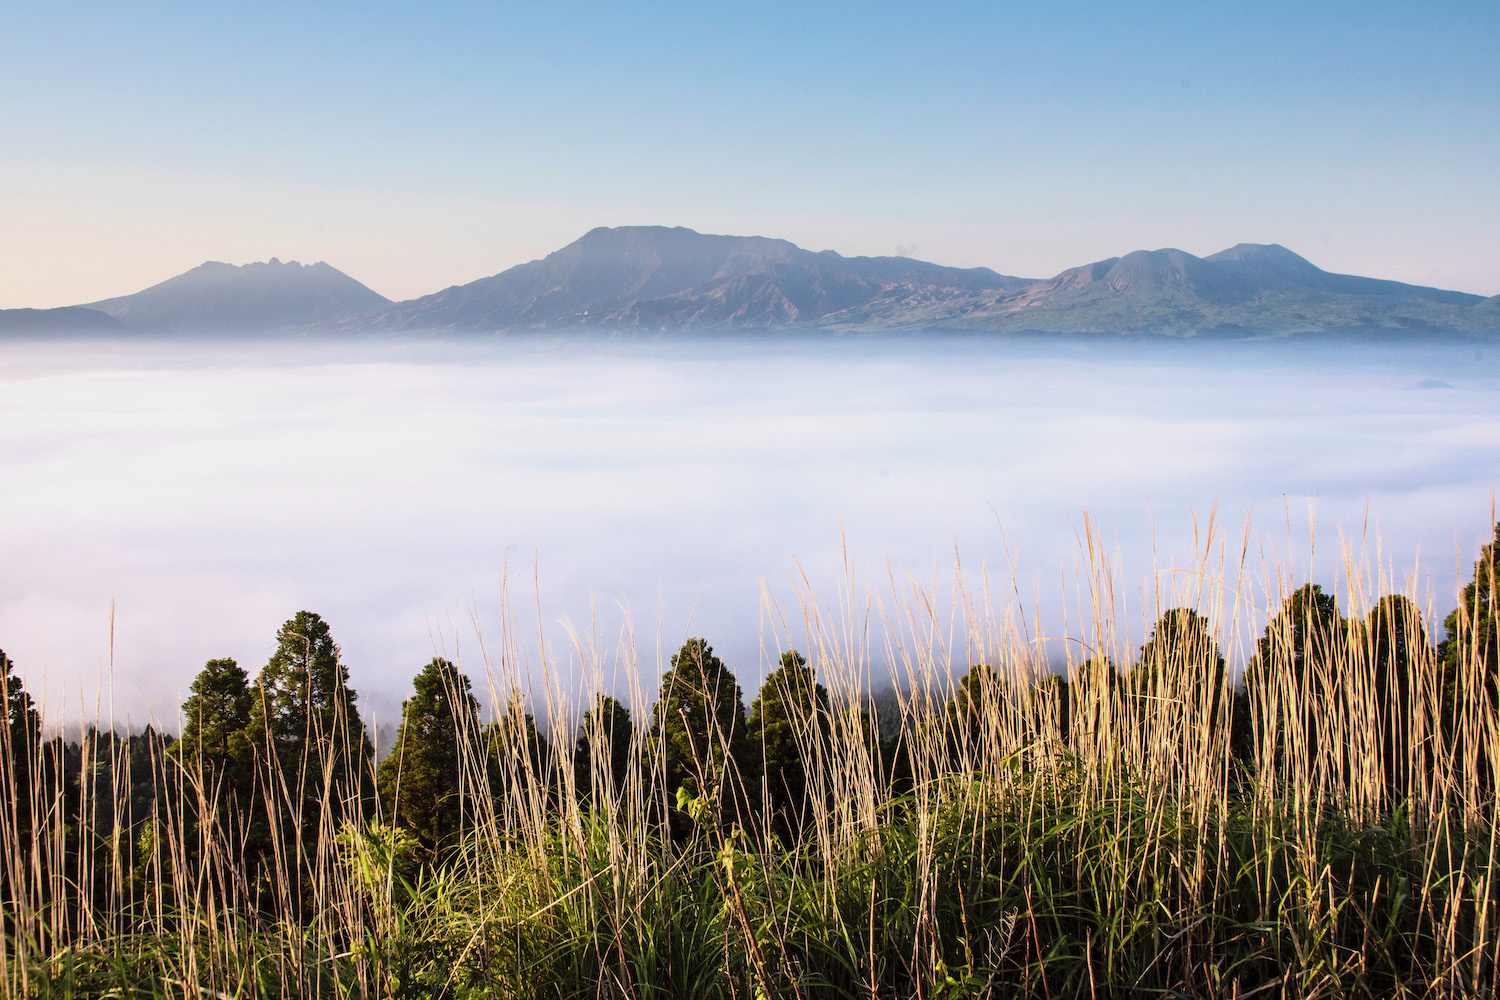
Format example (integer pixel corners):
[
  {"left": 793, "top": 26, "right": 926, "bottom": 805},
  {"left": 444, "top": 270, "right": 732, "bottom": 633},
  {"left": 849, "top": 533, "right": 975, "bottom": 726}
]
[
  {"left": 1242, "top": 583, "right": 1345, "bottom": 768},
  {"left": 946, "top": 663, "right": 1007, "bottom": 743},
  {"left": 1245, "top": 584, "right": 1343, "bottom": 695},
  {"left": 649, "top": 638, "right": 750, "bottom": 827},
  {"left": 1436, "top": 522, "right": 1500, "bottom": 795},
  {"left": 1132, "top": 609, "right": 1226, "bottom": 728},
  {"left": 377, "top": 657, "right": 479, "bottom": 850},
  {"left": 1438, "top": 522, "right": 1499, "bottom": 715},
  {"left": 573, "top": 694, "right": 633, "bottom": 806},
  {"left": 180, "top": 657, "right": 253, "bottom": 781},
  {"left": 178, "top": 656, "right": 255, "bottom": 863},
  {"left": 1365, "top": 594, "right": 1430, "bottom": 809},
  {"left": 0, "top": 649, "right": 40, "bottom": 848},
  {"left": 1132, "top": 608, "right": 1225, "bottom": 693},
  {"left": 479, "top": 693, "right": 554, "bottom": 834},
  {"left": 748, "top": 650, "right": 828, "bottom": 842},
  {"left": 246, "top": 611, "right": 372, "bottom": 817},
  {"left": 1128, "top": 608, "right": 1226, "bottom": 776}
]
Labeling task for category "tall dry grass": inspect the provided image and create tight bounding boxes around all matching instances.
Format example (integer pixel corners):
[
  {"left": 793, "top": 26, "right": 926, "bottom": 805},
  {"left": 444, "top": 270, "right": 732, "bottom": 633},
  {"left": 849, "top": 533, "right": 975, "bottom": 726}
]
[{"left": 0, "top": 514, "right": 1496, "bottom": 997}]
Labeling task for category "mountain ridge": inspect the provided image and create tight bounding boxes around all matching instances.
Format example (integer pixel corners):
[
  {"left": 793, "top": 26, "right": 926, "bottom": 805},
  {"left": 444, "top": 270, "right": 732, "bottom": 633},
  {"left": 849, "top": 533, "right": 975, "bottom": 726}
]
[
  {"left": 969, "top": 242, "right": 1486, "bottom": 334},
  {"left": 357, "top": 226, "right": 1036, "bottom": 332},
  {"left": 0, "top": 306, "right": 123, "bottom": 334},
  {"left": 6, "top": 227, "right": 1494, "bottom": 336},
  {"left": 350, "top": 227, "right": 1492, "bottom": 335}
]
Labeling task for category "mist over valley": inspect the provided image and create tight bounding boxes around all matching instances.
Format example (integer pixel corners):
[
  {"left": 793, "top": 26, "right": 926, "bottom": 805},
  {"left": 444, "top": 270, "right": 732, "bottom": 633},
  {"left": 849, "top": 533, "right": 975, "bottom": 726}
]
[{"left": 1, "top": 330, "right": 1496, "bottom": 731}]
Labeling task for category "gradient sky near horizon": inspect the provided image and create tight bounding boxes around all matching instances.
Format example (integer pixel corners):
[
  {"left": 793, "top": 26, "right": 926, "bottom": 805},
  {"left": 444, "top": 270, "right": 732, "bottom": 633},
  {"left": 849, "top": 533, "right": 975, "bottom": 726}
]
[{"left": 3, "top": 1, "right": 1498, "bottom": 308}]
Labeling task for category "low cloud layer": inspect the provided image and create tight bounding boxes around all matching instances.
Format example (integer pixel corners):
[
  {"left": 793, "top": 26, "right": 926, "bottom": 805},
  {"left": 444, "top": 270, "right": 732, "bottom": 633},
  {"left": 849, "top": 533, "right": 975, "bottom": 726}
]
[{"left": 1, "top": 333, "right": 1496, "bottom": 730}]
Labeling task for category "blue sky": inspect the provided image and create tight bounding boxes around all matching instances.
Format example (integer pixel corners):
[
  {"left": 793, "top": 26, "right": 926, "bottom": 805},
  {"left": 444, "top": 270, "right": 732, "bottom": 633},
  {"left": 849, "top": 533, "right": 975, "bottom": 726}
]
[{"left": 3, "top": 0, "right": 1497, "bottom": 306}]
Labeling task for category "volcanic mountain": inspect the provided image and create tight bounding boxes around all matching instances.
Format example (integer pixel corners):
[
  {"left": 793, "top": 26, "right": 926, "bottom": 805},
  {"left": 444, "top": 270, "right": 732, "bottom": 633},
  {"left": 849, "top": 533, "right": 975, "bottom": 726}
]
[
  {"left": 967, "top": 243, "right": 1489, "bottom": 334},
  {"left": 354, "top": 226, "right": 1036, "bottom": 331},
  {"left": 83, "top": 258, "right": 389, "bottom": 332}
]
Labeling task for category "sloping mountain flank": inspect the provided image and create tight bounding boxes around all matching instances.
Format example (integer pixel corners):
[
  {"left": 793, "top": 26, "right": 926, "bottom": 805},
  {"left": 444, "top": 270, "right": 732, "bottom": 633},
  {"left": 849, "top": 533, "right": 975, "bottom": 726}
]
[
  {"left": 85, "top": 259, "right": 390, "bottom": 332},
  {"left": 0, "top": 306, "right": 123, "bottom": 334},
  {"left": 964, "top": 243, "right": 1490, "bottom": 334},
  {"left": 354, "top": 226, "right": 1035, "bottom": 331}
]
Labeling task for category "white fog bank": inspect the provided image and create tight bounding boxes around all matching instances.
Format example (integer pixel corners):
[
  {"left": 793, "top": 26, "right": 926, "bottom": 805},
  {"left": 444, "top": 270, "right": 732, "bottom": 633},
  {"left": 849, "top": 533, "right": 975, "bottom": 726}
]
[{"left": 1, "top": 332, "right": 1496, "bottom": 730}]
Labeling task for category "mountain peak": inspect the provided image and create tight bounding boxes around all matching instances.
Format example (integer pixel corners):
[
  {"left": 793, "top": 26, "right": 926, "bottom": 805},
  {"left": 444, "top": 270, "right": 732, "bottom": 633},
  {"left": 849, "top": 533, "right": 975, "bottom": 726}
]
[
  {"left": 1205, "top": 242, "right": 1305, "bottom": 261},
  {"left": 359, "top": 225, "right": 1032, "bottom": 331},
  {"left": 1202, "top": 243, "right": 1324, "bottom": 281},
  {"left": 83, "top": 257, "right": 389, "bottom": 332},
  {"left": 559, "top": 225, "right": 802, "bottom": 264}
]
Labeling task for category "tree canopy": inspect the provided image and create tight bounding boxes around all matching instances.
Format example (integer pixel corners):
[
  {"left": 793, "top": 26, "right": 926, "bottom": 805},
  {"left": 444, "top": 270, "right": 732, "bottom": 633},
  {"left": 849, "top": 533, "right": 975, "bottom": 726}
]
[
  {"left": 650, "top": 638, "right": 751, "bottom": 826},
  {"left": 245, "top": 611, "right": 372, "bottom": 827},
  {"left": 1439, "top": 522, "right": 1499, "bottom": 710},
  {"left": 377, "top": 657, "right": 479, "bottom": 850},
  {"left": 1245, "top": 583, "right": 1344, "bottom": 697},
  {"left": 574, "top": 693, "right": 634, "bottom": 807},
  {"left": 0, "top": 648, "right": 40, "bottom": 825},
  {"left": 748, "top": 650, "right": 828, "bottom": 842},
  {"left": 180, "top": 657, "right": 252, "bottom": 770}
]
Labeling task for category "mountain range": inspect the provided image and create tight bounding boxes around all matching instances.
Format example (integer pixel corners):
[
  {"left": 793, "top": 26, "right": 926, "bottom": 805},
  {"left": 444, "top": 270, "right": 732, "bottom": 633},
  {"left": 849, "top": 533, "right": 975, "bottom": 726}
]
[{"left": 3, "top": 226, "right": 1496, "bottom": 337}]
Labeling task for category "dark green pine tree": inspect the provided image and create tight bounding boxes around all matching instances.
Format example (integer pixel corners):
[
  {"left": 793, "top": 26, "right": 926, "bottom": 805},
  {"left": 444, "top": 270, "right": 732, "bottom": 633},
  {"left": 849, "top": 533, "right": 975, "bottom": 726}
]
[
  {"left": 0, "top": 649, "right": 41, "bottom": 846},
  {"left": 1067, "top": 655, "right": 1122, "bottom": 744},
  {"left": 1245, "top": 583, "right": 1344, "bottom": 696},
  {"left": 485, "top": 693, "right": 553, "bottom": 807},
  {"left": 1132, "top": 608, "right": 1225, "bottom": 694},
  {"left": 747, "top": 650, "right": 829, "bottom": 843},
  {"left": 1132, "top": 609, "right": 1226, "bottom": 728},
  {"left": 573, "top": 694, "right": 634, "bottom": 807},
  {"left": 1365, "top": 594, "right": 1431, "bottom": 810},
  {"left": 1128, "top": 608, "right": 1227, "bottom": 775},
  {"left": 649, "top": 638, "right": 751, "bottom": 829},
  {"left": 246, "top": 611, "right": 373, "bottom": 816},
  {"left": 947, "top": 663, "right": 1008, "bottom": 743},
  {"left": 180, "top": 657, "right": 253, "bottom": 786},
  {"left": 377, "top": 658, "right": 480, "bottom": 851},
  {"left": 1436, "top": 522, "right": 1500, "bottom": 794},
  {"left": 177, "top": 657, "right": 255, "bottom": 865},
  {"left": 1438, "top": 522, "right": 1500, "bottom": 719},
  {"left": 1242, "top": 583, "right": 1345, "bottom": 767}
]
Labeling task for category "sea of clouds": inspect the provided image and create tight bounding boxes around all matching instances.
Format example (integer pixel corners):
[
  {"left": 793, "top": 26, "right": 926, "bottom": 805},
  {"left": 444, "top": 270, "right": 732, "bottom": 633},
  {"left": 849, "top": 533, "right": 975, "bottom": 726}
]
[{"left": 1, "top": 332, "right": 1496, "bottom": 732}]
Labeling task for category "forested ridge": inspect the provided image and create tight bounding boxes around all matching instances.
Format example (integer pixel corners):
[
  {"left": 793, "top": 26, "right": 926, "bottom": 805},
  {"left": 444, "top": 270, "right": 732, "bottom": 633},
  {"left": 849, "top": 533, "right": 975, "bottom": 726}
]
[{"left": 1, "top": 522, "right": 1497, "bottom": 997}]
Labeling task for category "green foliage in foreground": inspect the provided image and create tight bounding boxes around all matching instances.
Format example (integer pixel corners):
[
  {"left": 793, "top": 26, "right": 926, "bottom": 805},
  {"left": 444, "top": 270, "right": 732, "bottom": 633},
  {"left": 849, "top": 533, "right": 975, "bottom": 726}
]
[{"left": 10, "top": 771, "right": 1497, "bottom": 999}]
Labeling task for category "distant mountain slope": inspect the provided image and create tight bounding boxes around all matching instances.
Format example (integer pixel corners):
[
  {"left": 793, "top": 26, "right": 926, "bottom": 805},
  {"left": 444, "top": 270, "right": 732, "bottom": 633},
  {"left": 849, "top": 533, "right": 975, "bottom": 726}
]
[
  {"left": 963, "top": 244, "right": 1489, "bottom": 334},
  {"left": 349, "top": 229, "right": 1494, "bottom": 335},
  {"left": 85, "top": 259, "right": 389, "bottom": 332},
  {"left": 355, "top": 226, "right": 1035, "bottom": 331},
  {"left": 0, "top": 306, "right": 123, "bottom": 334}
]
